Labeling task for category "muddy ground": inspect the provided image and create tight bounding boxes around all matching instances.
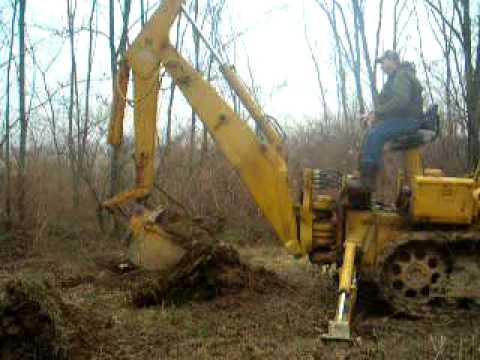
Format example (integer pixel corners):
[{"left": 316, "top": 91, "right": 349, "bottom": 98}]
[{"left": 0, "top": 233, "right": 479, "bottom": 360}]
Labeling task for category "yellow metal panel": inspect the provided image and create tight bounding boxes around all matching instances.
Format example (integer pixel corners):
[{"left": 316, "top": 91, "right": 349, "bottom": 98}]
[
  {"left": 404, "top": 149, "right": 423, "bottom": 177},
  {"left": 344, "top": 211, "right": 373, "bottom": 248},
  {"left": 108, "top": 60, "right": 130, "bottom": 146},
  {"left": 133, "top": 74, "right": 161, "bottom": 190},
  {"left": 411, "top": 176, "right": 475, "bottom": 224},
  {"left": 362, "top": 212, "right": 403, "bottom": 268},
  {"left": 339, "top": 242, "right": 357, "bottom": 291},
  {"left": 126, "top": 0, "right": 183, "bottom": 76}
]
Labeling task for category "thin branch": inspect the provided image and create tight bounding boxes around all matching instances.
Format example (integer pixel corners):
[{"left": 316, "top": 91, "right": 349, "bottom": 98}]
[{"left": 424, "top": 0, "right": 463, "bottom": 44}]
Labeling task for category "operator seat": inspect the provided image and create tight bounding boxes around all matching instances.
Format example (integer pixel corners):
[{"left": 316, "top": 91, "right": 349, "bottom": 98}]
[
  {"left": 345, "top": 105, "right": 440, "bottom": 210},
  {"left": 389, "top": 105, "right": 440, "bottom": 151},
  {"left": 390, "top": 105, "right": 440, "bottom": 212}
]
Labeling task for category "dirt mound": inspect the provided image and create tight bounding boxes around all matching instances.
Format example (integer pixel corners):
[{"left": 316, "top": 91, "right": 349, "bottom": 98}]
[
  {"left": 0, "top": 276, "right": 69, "bottom": 359},
  {"left": 0, "top": 274, "right": 111, "bottom": 359},
  {"left": 91, "top": 210, "right": 284, "bottom": 307},
  {"left": 130, "top": 242, "right": 285, "bottom": 307}
]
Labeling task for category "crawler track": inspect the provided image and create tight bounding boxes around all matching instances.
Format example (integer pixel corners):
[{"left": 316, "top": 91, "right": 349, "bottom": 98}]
[{"left": 376, "top": 231, "right": 480, "bottom": 316}]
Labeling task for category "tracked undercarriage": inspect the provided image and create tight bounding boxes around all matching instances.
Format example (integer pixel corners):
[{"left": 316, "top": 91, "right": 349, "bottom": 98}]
[{"left": 377, "top": 230, "right": 480, "bottom": 316}]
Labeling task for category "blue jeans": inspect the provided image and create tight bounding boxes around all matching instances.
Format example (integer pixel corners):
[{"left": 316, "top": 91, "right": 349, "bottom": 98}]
[{"left": 360, "top": 117, "right": 420, "bottom": 170}]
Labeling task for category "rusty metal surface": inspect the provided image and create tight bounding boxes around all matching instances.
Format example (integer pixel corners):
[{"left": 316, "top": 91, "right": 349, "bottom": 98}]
[{"left": 376, "top": 230, "right": 480, "bottom": 316}]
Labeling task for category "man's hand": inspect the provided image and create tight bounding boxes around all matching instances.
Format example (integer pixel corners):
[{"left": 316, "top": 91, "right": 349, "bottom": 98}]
[
  {"left": 366, "top": 112, "right": 377, "bottom": 126},
  {"left": 360, "top": 112, "right": 377, "bottom": 128}
]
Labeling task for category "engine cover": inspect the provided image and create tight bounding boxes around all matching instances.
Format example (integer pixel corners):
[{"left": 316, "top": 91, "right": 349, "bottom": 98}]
[{"left": 410, "top": 176, "right": 476, "bottom": 224}]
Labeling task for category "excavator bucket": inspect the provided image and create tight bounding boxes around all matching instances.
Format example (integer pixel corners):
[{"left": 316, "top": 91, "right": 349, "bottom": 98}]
[
  {"left": 102, "top": 195, "right": 187, "bottom": 272},
  {"left": 127, "top": 209, "right": 186, "bottom": 271}
]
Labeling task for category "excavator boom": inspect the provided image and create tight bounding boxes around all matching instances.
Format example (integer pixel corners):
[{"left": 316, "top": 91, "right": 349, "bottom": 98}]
[{"left": 161, "top": 44, "right": 301, "bottom": 254}]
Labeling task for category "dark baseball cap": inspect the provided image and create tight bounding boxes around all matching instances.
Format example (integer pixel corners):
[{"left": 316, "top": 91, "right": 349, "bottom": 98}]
[{"left": 376, "top": 50, "right": 400, "bottom": 63}]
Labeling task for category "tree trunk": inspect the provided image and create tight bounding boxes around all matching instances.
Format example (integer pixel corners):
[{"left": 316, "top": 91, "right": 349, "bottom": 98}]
[
  {"left": 4, "top": 0, "right": 18, "bottom": 228},
  {"left": 67, "top": 0, "right": 80, "bottom": 208},
  {"left": 109, "top": 0, "right": 121, "bottom": 205},
  {"left": 393, "top": 0, "right": 400, "bottom": 51},
  {"left": 303, "top": 20, "right": 329, "bottom": 123},
  {"left": 108, "top": 0, "right": 132, "bottom": 219},
  {"left": 189, "top": 0, "right": 200, "bottom": 174},
  {"left": 352, "top": 0, "right": 377, "bottom": 102},
  {"left": 352, "top": 2, "right": 365, "bottom": 114},
  {"left": 201, "top": 55, "right": 214, "bottom": 162},
  {"left": 373, "top": 0, "right": 384, "bottom": 96},
  {"left": 166, "top": 14, "right": 183, "bottom": 158},
  {"left": 140, "top": 0, "right": 146, "bottom": 27},
  {"left": 18, "top": 0, "right": 26, "bottom": 223},
  {"left": 332, "top": 3, "right": 348, "bottom": 120},
  {"left": 82, "top": 0, "right": 97, "bottom": 177},
  {"left": 459, "top": 0, "right": 479, "bottom": 170}
]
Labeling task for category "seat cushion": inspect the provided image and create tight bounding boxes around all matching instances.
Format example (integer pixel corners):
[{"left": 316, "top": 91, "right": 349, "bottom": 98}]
[{"left": 390, "top": 129, "right": 436, "bottom": 151}]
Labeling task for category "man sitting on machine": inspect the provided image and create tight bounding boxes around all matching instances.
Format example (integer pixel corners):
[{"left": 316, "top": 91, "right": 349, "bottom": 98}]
[{"left": 356, "top": 50, "right": 424, "bottom": 200}]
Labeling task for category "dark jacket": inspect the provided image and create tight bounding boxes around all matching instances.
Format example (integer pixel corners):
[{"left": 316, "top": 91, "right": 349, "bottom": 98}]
[{"left": 374, "top": 62, "right": 423, "bottom": 120}]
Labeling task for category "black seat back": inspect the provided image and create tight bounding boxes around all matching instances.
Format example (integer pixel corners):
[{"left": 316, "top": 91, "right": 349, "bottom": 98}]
[{"left": 390, "top": 104, "right": 440, "bottom": 151}]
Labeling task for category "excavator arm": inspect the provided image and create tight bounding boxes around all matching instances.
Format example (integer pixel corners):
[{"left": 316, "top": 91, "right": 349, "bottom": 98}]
[
  {"left": 161, "top": 44, "right": 302, "bottom": 255},
  {"left": 104, "top": 0, "right": 314, "bottom": 269}
]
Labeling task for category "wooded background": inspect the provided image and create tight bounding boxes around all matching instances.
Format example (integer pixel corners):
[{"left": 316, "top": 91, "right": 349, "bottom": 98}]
[{"left": 1, "top": 0, "right": 479, "bottom": 239}]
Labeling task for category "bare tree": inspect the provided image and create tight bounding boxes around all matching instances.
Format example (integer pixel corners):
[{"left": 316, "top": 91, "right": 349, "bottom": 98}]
[
  {"left": 303, "top": 19, "right": 329, "bottom": 123},
  {"left": 18, "top": 0, "right": 26, "bottom": 222},
  {"left": 81, "top": 0, "right": 97, "bottom": 177},
  {"left": 109, "top": 0, "right": 120, "bottom": 205},
  {"left": 166, "top": 13, "right": 184, "bottom": 153},
  {"left": 140, "top": 0, "right": 146, "bottom": 28},
  {"left": 201, "top": 0, "right": 226, "bottom": 159},
  {"left": 315, "top": 1, "right": 348, "bottom": 118},
  {"left": 373, "top": 0, "right": 384, "bottom": 89},
  {"left": 392, "top": 0, "right": 408, "bottom": 51},
  {"left": 66, "top": 0, "right": 81, "bottom": 208},
  {"left": 352, "top": 1, "right": 365, "bottom": 114},
  {"left": 351, "top": 0, "right": 378, "bottom": 102},
  {"left": 414, "top": 2, "right": 435, "bottom": 104},
  {"left": 314, "top": 0, "right": 383, "bottom": 115},
  {"left": 109, "top": 0, "right": 132, "bottom": 205},
  {"left": 425, "top": 0, "right": 480, "bottom": 170},
  {"left": 189, "top": 0, "right": 200, "bottom": 173},
  {"left": 4, "top": 0, "right": 18, "bottom": 228}
]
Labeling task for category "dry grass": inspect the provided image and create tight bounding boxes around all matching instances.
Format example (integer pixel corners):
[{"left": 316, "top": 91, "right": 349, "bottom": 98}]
[{"left": 0, "top": 236, "right": 478, "bottom": 359}]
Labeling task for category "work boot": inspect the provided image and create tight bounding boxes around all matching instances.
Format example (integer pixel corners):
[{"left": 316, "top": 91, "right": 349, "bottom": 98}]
[
  {"left": 359, "top": 173, "right": 376, "bottom": 193},
  {"left": 345, "top": 165, "right": 378, "bottom": 209},
  {"left": 359, "top": 163, "right": 378, "bottom": 191}
]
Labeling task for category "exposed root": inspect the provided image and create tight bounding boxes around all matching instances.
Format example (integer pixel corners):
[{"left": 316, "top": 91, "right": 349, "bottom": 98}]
[{"left": 130, "top": 242, "right": 284, "bottom": 307}]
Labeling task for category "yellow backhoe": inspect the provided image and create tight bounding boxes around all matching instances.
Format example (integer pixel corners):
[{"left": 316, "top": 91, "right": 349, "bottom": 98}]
[{"left": 104, "top": 0, "right": 480, "bottom": 340}]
